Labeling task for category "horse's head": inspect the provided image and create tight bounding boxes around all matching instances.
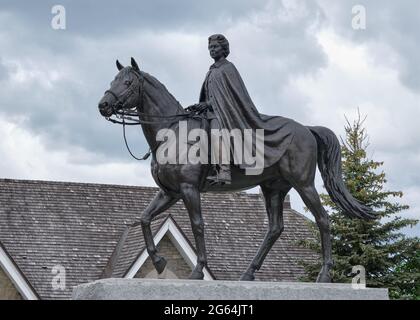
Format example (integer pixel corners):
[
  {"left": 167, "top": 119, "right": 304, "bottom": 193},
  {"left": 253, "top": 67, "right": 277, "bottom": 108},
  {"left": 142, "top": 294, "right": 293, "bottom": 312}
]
[{"left": 98, "top": 57, "right": 142, "bottom": 118}]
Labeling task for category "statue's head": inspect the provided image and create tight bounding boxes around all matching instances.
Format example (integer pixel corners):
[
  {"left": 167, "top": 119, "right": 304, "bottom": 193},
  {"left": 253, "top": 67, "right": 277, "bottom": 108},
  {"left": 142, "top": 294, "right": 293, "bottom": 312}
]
[
  {"left": 208, "top": 34, "right": 230, "bottom": 60},
  {"left": 98, "top": 57, "right": 142, "bottom": 118}
]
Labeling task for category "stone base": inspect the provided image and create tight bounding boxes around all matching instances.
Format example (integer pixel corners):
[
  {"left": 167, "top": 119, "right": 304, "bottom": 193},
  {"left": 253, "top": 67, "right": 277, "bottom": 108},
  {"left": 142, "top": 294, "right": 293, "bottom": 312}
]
[{"left": 72, "top": 278, "right": 388, "bottom": 300}]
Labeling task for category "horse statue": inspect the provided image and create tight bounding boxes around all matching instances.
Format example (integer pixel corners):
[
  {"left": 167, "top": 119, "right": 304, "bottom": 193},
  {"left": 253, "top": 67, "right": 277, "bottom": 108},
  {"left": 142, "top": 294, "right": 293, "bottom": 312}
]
[{"left": 98, "top": 57, "right": 375, "bottom": 282}]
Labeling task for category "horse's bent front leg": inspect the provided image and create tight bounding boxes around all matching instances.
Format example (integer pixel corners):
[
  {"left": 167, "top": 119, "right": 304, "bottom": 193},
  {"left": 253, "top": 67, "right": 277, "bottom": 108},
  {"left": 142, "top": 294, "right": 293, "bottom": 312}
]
[
  {"left": 180, "top": 183, "right": 207, "bottom": 280},
  {"left": 138, "top": 189, "right": 178, "bottom": 274}
]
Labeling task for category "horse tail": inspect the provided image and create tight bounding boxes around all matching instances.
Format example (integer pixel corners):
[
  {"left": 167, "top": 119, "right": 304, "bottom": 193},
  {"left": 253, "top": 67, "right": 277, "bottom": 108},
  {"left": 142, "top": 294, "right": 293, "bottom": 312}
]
[{"left": 308, "top": 126, "right": 376, "bottom": 220}]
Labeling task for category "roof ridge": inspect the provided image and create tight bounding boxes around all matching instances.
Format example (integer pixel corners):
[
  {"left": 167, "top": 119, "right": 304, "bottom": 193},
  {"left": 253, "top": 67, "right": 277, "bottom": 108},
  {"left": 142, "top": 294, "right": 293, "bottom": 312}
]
[
  {"left": 0, "top": 178, "right": 261, "bottom": 197},
  {"left": 0, "top": 177, "right": 159, "bottom": 191}
]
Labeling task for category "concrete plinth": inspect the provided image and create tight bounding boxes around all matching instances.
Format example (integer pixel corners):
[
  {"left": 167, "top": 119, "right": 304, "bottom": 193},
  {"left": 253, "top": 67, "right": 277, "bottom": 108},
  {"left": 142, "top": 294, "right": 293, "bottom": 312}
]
[{"left": 72, "top": 278, "right": 388, "bottom": 300}]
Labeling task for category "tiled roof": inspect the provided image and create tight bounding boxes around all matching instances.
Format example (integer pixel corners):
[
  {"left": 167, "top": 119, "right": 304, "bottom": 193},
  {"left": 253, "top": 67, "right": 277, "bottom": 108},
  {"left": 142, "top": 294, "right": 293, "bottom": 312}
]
[{"left": 0, "top": 178, "right": 318, "bottom": 299}]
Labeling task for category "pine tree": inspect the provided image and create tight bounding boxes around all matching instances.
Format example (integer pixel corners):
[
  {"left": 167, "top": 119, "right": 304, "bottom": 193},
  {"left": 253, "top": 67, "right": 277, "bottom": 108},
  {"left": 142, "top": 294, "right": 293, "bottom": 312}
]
[{"left": 300, "top": 112, "right": 420, "bottom": 300}]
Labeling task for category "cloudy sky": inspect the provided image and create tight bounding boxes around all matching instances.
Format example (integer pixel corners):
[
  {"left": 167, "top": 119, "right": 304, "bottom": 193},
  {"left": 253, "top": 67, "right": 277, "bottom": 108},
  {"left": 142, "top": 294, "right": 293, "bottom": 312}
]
[{"left": 0, "top": 0, "right": 419, "bottom": 236}]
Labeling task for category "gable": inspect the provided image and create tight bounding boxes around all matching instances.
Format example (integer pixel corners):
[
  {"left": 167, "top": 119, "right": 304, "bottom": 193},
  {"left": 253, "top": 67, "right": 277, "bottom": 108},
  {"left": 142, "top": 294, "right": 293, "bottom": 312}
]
[
  {"left": 0, "top": 266, "right": 22, "bottom": 300},
  {"left": 135, "top": 235, "right": 192, "bottom": 279},
  {"left": 0, "top": 243, "right": 38, "bottom": 300},
  {"left": 123, "top": 217, "right": 214, "bottom": 280}
]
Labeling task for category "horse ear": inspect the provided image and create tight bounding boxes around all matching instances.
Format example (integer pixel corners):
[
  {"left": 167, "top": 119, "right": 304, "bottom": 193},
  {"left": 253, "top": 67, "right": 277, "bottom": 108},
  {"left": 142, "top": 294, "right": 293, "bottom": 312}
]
[
  {"left": 131, "top": 57, "right": 140, "bottom": 72},
  {"left": 116, "top": 60, "right": 124, "bottom": 71}
]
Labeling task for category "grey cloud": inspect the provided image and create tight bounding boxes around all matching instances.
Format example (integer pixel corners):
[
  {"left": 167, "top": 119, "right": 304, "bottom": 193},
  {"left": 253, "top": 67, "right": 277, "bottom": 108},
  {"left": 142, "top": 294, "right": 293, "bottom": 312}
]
[
  {"left": 0, "top": 0, "right": 328, "bottom": 161},
  {"left": 0, "top": 36, "right": 140, "bottom": 160},
  {"left": 317, "top": 0, "right": 420, "bottom": 92},
  {"left": 1, "top": 0, "right": 268, "bottom": 36},
  {"left": 221, "top": 0, "right": 328, "bottom": 121}
]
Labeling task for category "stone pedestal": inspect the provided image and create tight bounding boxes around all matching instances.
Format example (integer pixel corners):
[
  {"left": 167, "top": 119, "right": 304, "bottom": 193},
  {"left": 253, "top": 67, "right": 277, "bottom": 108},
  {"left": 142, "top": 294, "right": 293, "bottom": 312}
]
[{"left": 72, "top": 278, "right": 388, "bottom": 300}]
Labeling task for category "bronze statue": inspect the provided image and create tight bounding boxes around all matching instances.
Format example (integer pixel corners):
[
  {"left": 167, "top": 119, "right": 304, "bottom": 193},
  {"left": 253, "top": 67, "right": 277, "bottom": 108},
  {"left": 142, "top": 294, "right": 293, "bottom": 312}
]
[
  {"left": 98, "top": 35, "right": 376, "bottom": 282},
  {"left": 189, "top": 34, "right": 296, "bottom": 186}
]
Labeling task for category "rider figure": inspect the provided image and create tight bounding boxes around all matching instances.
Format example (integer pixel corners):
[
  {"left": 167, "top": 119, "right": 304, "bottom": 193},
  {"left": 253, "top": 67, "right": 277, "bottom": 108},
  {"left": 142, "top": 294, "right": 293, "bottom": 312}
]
[
  {"left": 188, "top": 34, "right": 296, "bottom": 186},
  {"left": 188, "top": 34, "right": 233, "bottom": 185}
]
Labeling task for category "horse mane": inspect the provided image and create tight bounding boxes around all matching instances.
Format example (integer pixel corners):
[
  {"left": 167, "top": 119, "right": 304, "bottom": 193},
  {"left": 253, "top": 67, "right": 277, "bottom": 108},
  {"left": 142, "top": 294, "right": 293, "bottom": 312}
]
[{"left": 140, "top": 70, "right": 185, "bottom": 114}]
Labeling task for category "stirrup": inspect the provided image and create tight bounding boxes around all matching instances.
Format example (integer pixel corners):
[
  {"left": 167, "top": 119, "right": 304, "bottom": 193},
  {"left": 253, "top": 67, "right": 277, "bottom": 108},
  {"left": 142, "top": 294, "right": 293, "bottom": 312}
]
[{"left": 206, "top": 174, "right": 231, "bottom": 186}]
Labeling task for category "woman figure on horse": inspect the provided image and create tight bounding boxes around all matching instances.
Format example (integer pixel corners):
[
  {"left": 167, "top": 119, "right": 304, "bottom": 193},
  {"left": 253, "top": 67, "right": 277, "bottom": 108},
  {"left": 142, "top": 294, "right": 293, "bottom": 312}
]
[{"left": 189, "top": 34, "right": 296, "bottom": 185}]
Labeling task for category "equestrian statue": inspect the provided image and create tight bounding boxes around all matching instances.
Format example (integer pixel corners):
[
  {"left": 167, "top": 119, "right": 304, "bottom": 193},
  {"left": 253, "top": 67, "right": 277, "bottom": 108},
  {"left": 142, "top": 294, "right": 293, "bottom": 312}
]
[{"left": 98, "top": 34, "right": 376, "bottom": 282}]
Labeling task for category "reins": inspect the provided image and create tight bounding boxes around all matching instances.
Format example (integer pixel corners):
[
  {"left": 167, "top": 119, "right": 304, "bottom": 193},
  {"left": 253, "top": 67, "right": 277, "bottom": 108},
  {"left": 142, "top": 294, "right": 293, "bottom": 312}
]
[{"left": 104, "top": 69, "right": 205, "bottom": 161}]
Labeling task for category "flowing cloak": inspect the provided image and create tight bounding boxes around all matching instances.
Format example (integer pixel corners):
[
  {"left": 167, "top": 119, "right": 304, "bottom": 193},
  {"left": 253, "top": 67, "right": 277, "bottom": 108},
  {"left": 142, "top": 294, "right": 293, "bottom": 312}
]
[{"left": 199, "top": 58, "right": 297, "bottom": 169}]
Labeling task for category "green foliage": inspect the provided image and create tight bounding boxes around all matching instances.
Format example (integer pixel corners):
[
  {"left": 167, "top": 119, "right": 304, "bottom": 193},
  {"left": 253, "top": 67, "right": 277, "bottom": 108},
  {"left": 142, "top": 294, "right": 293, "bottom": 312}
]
[{"left": 300, "top": 112, "right": 420, "bottom": 300}]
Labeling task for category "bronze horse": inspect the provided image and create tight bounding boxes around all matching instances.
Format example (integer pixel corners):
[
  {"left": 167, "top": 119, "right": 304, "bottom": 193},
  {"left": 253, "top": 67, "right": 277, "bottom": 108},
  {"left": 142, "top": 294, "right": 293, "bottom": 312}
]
[{"left": 98, "top": 58, "right": 375, "bottom": 282}]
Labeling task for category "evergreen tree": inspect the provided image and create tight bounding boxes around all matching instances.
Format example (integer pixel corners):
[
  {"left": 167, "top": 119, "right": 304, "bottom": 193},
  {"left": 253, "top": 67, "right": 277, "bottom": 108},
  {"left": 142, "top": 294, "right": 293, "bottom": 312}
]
[{"left": 300, "top": 112, "right": 420, "bottom": 300}]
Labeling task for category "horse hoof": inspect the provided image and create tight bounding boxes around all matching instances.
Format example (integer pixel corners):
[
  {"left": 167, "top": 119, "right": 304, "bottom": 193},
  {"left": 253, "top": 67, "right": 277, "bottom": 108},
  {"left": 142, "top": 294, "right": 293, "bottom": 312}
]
[
  {"left": 154, "top": 256, "right": 167, "bottom": 274},
  {"left": 240, "top": 273, "right": 255, "bottom": 281},
  {"left": 189, "top": 269, "right": 204, "bottom": 280}
]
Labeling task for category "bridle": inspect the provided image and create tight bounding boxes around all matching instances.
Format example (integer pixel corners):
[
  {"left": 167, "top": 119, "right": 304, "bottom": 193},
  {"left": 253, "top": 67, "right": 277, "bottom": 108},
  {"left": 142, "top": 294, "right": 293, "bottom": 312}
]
[{"left": 104, "top": 68, "right": 204, "bottom": 160}]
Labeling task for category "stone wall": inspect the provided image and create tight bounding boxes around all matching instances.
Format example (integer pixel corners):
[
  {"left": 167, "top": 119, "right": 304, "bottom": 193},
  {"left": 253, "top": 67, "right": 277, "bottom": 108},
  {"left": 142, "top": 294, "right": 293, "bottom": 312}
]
[
  {"left": 135, "top": 235, "right": 192, "bottom": 279},
  {"left": 0, "top": 266, "right": 22, "bottom": 300}
]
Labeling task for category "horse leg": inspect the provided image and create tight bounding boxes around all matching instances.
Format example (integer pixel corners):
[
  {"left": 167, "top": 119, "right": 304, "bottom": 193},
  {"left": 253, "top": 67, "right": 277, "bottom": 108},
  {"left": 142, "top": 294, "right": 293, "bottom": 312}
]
[
  {"left": 279, "top": 127, "right": 333, "bottom": 282},
  {"left": 180, "top": 183, "right": 207, "bottom": 280},
  {"left": 240, "top": 186, "right": 290, "bottom": 281},
  {"left": 294, "top": 183, "right": 333, "bottom": 282},
  {"left": 138, "top": 189, "right": 179, "bottom": 274}
]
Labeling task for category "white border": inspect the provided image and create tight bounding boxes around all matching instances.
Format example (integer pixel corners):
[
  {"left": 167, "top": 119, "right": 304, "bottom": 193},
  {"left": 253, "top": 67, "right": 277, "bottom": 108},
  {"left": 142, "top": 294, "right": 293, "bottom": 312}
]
[
  {"left": 125, "top": 217, "right": 213, "bottom": 280},
  {"left": 0, "top": 244, "right": 38, "bottom": 300}
]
